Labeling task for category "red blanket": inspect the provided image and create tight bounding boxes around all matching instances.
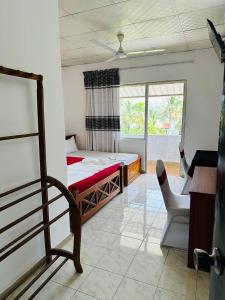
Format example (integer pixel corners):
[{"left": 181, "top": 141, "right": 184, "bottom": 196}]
[
  {"left": 67, "top": 156, "right": 84, "bottom": 165},
  {"left": 67, "top": 156, "right": 120, "bottom": 193}
]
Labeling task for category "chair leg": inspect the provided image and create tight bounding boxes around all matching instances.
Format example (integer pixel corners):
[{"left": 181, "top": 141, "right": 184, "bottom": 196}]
[
  {"left": 160, "top": 214, "right": 189, "bottom": 249},
  {"left": 160, "top": 216, "right": 173, "bottom": 247}
]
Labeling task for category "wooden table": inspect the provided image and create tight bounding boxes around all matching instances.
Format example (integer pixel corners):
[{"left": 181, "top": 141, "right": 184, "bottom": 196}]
[
  {"left": 188, "top": 166, "right": 217, "bottom": 268},
  {"left": 188, "top": 150, "right": 218, "bottom": 177}
]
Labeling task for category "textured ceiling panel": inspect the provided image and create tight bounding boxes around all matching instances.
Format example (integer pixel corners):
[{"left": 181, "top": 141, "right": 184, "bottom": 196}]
[
  {"left": 63, "top": 33, "right": 95, "bottom": 49},
  {"left": 134, "top": 16, "right": 183, "bottom": 38},
  {"left": 62, "top": 46, "right": 111, "bottom": 60},
  {"left": 173, "top": 0, "right": 225, "bottom": 14},
  {"left": 59, "top": 0, "right": 113, "bottom": 14},
  {"left": 113, "top": 0, "right": 175, "bottom": 23},
  {"left": 59, "top": 0, "right": 225, "bottom": 66},
  {"left": 73, "top": 2, "right": 131, "bottom": 32},
  {"left": 184, "top": 28, "right": 209, "bottom": 42},
  {"left": 60, "top": 15, "right": 97, "bottom": 37},
  {"left": 187, "top": 39, "right": 212, "bottom": 51},
  {"left": 180, "top": 5, "right": 225, "bottom": 31},
  {"left": 122, "top": 33, "right": 186, "bottom": 51},
  {"left": 62, "top": 58, "right": 83, "bottom": 67},
  {"left": 71, "top": 0, "right": 177, "bottom": 33}
]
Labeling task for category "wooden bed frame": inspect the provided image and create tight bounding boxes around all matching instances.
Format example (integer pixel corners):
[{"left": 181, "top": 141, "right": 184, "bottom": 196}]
[
  {"left": 123, "top": 156, "right": 141, "bottom": 186},
  {"left": 66, "top": 134, "right": 141, "bottom": 187},
  {"left": 69, "top": 166, "right": 123, "bottom": 223}
]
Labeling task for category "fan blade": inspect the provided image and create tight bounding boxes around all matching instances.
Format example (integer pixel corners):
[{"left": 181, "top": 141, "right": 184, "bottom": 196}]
[
  {"left": 91, "top": 39, "right": 116, "bottom": 54},
  {"left": 104, "top": 56, "right": 117, "bottom": 63},
  {"left": 127, "top": 49, "right": 165, "bottom": 56}
]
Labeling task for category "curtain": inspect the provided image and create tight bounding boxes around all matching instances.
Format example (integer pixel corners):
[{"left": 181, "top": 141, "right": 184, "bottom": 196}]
[{"left": 83, "top": 68, "right": 120, "bottom": 152}]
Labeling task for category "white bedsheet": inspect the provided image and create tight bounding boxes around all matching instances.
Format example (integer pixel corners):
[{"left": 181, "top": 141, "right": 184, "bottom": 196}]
[
  {"left": 67, "top": 160, "right": 118, "bottom": 186},
  {"left": 68, "top": 150, "right": 139, "bottom": 166}
]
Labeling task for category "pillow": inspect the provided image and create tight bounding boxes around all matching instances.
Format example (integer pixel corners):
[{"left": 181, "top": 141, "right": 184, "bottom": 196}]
[{"left": 65, "top": 136, "right": 78, "bottom": 154}]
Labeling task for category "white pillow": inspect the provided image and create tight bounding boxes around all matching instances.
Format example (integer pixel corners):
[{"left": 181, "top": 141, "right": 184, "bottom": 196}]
[{"left": 65, "top": 137, "right": 78, "bottom": 154}]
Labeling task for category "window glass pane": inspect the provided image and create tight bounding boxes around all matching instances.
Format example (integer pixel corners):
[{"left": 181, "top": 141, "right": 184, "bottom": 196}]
[
  {"left": 148, "top": 95, "right": 184, "bottom": 135},
  {"left": 120, "top": 85, "right": 145, "bottom": 137},
  {"left": 148, "top": 82, "right": 184, "bottom": 136}
]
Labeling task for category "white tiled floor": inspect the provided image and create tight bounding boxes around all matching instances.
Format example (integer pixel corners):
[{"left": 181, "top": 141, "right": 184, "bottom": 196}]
[{"left": 9, "top": 174, "right": 210, "bottom": 300}]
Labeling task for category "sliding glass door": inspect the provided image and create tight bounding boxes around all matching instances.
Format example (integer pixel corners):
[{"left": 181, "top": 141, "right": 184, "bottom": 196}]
[
  {"left": 147, "top": 82, "right": 185, "bottom": 175},
  {"left": 120, "top": 81, "right": 186, "bottom": 174}
]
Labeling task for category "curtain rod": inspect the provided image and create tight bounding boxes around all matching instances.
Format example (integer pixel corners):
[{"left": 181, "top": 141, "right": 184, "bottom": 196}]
[{"left": 119, "top": 60, "right": 194, "bottom": 71}]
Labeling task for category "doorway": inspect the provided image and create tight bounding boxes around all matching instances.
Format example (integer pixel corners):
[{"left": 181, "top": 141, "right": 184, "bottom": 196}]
[
  {"left": 147, "top": 81, "right": 185, "bottom": 175},
  {"left": 120, "top": 81, "right": 186, "bottom": 174}
]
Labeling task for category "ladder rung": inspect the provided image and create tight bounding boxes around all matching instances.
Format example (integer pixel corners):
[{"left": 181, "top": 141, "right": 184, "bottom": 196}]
[{"left": 0, "top": 133, "right": 39, "bottom": 141}]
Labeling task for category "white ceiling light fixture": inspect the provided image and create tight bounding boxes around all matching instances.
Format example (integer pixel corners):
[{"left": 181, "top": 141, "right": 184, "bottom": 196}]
[{"left": 91, "top": 32, "right": 166, "bottom": 62}]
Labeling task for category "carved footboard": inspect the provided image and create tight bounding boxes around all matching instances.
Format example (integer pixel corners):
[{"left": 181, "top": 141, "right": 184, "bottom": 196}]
[{"left": 71, "top": 166, "right": 123, "bottom": 223}]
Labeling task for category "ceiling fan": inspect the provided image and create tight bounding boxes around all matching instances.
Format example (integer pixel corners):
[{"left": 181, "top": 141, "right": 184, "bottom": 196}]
[{"left": 91, "top": 32, "right": 165, "bottom": 62}]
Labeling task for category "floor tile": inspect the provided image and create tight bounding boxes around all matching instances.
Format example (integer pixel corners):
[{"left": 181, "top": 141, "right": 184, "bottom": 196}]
[
  {"left": 129, "top": 211, "right": 157, "bottom": 226},
  {"left": 109, "top": 208, "right": 136, "bottom": 223},
  {"left": 113, "top": 277, "right": 156, "bottom": 300},
  {"left": 101, "top": 219, "right": 127, "bottom": 234},
  {"left": 137, "top": 241, "right": 168, "bottom": 264},
  {"left": 97, "top": 207, "right": 118, "bottom": 219},
  {"left": 80, "top": 242, "right": 107, "bottom": 266},
  {"left": 165, "top": 249, "right": 188, "bottom": 269},
  {"left": 72, "top": 291, "right": 98, "bottom": 300},
  {"left": 78, "top": 268, "right": 123, "bottom": 300},
  {"left": 96, "top": 249, "right": 134, "bottom": 275},
  {"left": 85, "top": 215, "right": 107, "bottom": 230},
  {"left": 34, "top": 281, "right": 76, "bottom": 300},
  {"left": 196, "top": 271, "right": 210, "bottom": 300},
  {"left": 46, "top": 259, "right": 93, "bottom": 290},
  {"left": 158, "top": 265, "right": 197, "bottom": 298},
  {"left": 145, "top": 227, "right": 163, "bottom": 244},
  {"left": 9, "top": 280, "right": 76, "bottom": 300},
  {"left": 106, "top": 198, "right": 128, "bottom": 210},
  {"left": 81, "top": 229, "right": 118, "bottom": 248},
  {"left": 121, "top": 222, "right": 150, "bottom": 240},
  {"left": 154, "top": 288, "right": 189, "bottom": 300},
  {"left": 151, "top": 212, "right": 167, "bottom": 230},
  {"left": 110, "top": 235, "right": 142, "bottom": 255},
  {"left": 126, "top": 255, "right": 164, "bottom": 286}
]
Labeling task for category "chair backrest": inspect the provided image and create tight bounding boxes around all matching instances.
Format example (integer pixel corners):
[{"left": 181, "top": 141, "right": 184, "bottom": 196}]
[
  {"left": 156, "top": 160, "right": 173, "bottom": 211},
  {"left": 179, "top": 143, "right": 189, "bottom": 174}
]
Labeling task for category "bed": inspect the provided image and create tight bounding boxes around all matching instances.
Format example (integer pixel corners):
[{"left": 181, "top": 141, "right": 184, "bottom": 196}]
[
  {"left": 66, "top": 155, "right": 123, "bottom": 223},
  {"left": 66, "top": 134, "right": 141, "bottom": 186}
]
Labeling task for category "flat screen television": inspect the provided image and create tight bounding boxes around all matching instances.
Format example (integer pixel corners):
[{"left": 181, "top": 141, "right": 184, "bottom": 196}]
[
  {"left": 209, "top": 18, "right": 225, "bottom": 188},
  {"left": 207, "top": 19, "right": 225, "bottom": 63}
]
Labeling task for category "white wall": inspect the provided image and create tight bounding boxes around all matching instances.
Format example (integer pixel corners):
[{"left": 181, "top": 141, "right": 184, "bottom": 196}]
[
  {"left": 0, "top": 0, "right": 68, "bottom": 292},
  {"left": 62, "top": 48, "right": 223, "bottom": 165}
]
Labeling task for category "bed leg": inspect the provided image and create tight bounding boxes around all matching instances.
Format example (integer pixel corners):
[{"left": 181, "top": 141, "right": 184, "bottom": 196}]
[{"left": 120, "top": 166, "right": 124, "bottom": 193}]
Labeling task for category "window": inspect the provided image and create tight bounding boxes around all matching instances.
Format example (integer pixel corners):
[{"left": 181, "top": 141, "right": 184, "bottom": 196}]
[
  {"left": 120, "top": 82, "right": 184, "bottom": 137},
  {"left": 148, "top": 82, "right": 184, "bottom": 136},
  {"left": 120, "top": 85, "right": 145, "bottom": 138}
]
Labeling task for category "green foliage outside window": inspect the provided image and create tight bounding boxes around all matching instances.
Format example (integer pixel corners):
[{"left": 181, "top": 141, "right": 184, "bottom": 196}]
[{"left": 120, "top": 95, "right": 183, "bottom": 136}]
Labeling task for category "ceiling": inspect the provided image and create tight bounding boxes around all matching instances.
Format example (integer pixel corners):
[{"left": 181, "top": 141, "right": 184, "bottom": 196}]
[{"left": 59, "top": 0, "right": 225, "bottom": 67}]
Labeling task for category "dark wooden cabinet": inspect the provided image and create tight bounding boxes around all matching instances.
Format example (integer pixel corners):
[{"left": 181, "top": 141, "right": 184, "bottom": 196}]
[{"left": 188, "top": 167, "right": 217, "bottom": 268}]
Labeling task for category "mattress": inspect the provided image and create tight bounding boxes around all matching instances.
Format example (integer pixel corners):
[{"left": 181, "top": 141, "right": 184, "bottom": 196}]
[
  {"left": 68, "top": 150, "right": 139, "bottom": 166},
  {"left": 67, "top": 156, "right": 120, "bottom": 193}
]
